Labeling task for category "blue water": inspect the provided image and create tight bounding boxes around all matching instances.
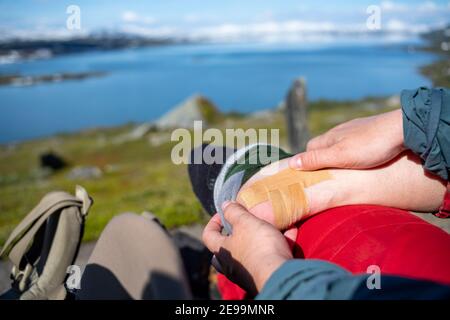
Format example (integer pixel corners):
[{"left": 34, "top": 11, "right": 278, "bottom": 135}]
[{"left": 0, "top": 42, "right": 434, "bottom": 143}]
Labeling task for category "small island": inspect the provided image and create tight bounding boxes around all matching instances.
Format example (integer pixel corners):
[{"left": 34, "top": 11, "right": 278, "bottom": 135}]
[{"left": 0, "top": 71, "right": 108, "bottom": 87}]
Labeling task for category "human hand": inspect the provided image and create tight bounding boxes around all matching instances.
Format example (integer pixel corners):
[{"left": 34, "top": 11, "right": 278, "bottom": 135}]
[
  {"left": 202, "top": 202, "right": 293, "bottom": 295},
  {"left": 289, "top": 109, "right": 405, "bottom": 170}
]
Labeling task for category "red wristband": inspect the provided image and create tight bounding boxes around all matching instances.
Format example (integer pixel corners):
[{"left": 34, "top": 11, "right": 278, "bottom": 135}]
[{"left": 434, "top": 183, "right": 450, "bottom": 219}]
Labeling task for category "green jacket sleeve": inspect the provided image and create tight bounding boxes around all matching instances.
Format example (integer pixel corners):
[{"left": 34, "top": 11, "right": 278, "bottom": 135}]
[
  {"left": 256, "top": 259, "right": 365, "bottom": 300},
  {"left": 401, "top": 87, "right": 450, "bottom": 180},
  {"left": 255, "top": 259, "right": 450, "bottom": 300}
]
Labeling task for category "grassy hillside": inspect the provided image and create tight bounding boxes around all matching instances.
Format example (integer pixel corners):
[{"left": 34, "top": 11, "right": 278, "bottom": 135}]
[
  {"left": 0, "top": 98, "right": 397, "bottom": 244},
  {"left": 420, "top": 25, "right": 450, "bottom": 87}
]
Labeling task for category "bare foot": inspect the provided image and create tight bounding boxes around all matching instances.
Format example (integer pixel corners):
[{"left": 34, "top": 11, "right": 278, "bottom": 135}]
[{"left": 237, "top": 151, "right": 446, "bottom": 230}]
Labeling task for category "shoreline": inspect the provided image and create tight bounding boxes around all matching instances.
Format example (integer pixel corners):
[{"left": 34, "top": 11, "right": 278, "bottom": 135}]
[
  {"left": 0, "top": 26, "right": 447, "bottom": 146},
  {"left": 0, "top": 70, "right": 107, "bottom": 87},
  {"left": 0, "top": 94, "right": 399, "bottom": 147}
]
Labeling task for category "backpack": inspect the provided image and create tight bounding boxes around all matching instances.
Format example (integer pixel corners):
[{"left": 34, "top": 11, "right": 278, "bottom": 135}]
[{"left": 0, "top": 186, "right": 92, "bottom": 300}]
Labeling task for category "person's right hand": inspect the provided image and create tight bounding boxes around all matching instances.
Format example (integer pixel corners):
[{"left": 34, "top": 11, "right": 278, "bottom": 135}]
[
  {"left": 203, "top": 202, "right": 293, "bottom": 295},
  {"left": 289, "top": 109, "right": 406, "bottom": 170}
]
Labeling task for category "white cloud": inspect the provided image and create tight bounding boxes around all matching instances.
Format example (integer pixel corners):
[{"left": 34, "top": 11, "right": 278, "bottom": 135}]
[
  {"left": 384, "top": 19, "right": 429, "bottom": 33},
  {"left": 189, "top": 21, "right": 360, "bottom": 43},
  {"left": 120, "top": 24, "right": 177, "bottom": 38},
  {"left": 380, "top": 1, "right": 408, "bottom": 12},
  {"left": 417, "top": 1, "right": 438, "bottom": 12},
  {"left": 385, "top": 19, "right": 406, "bottom": 31},
  {"left": 117, "top": 20, "right": 344, "bottom": 43},
  {"left": 381, "top": 0, "right": 446, "bottom": 13},
  {"left": 114, "top": 14, "right": 444, "bottom": 44},
  {"left": 122, "top": 11, "right": 138, "bottom": 23},
  {"left": 121, "top": 11, "right": 155, "bottom": 24},
  {"left": 3, "top": 2, "right": 448, "bottom": 44}
]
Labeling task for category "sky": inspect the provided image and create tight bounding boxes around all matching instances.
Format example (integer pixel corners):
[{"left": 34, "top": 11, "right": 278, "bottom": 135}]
[{"left": 0, "top": 0, "right": 449, "bottom": 42}]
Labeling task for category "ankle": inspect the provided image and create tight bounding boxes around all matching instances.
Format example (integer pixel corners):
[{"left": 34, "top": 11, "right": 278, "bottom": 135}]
[{"left": 305, "top": 173, "right": 351, "bottom": 216}]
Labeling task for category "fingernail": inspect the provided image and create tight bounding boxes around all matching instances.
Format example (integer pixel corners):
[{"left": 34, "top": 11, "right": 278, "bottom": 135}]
[
  {"left": 222, "top": 200, "right": 232, "bottom": 210},
  {"left": 296, "top": 157, "right": 302, "bottom": 169}
]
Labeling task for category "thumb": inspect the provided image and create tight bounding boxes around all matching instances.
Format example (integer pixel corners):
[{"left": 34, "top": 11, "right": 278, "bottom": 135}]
[
  {"left": 289, "top": 146, "right": 345, "bottom": 170},
  {"left": 222, "top": 201, "right": 254, "bottom": 226}
]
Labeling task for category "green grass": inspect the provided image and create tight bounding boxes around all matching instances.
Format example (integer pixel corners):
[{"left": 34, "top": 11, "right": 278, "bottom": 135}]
[{"left": 0, "top": 97, "right": 397, "bottom": 244}]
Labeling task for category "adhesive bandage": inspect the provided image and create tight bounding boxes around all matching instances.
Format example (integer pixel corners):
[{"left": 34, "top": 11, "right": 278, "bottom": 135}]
[
  {"left": 237, "top": 168, "right": 332, "bottom": 229},
  {"left": 213, "top": 144, "right": 332, "bottom": 233}
]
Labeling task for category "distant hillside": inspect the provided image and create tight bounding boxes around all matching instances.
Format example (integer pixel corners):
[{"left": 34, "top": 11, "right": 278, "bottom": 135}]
[
  {"left": 421, "top": 25, "right": 450, "bottom": 53},
  {"left": 0, "top": 34, "right": 185, "bottom": 63},
  {"left": 419, "top": 25, "right": 450, "bottom": 87}
]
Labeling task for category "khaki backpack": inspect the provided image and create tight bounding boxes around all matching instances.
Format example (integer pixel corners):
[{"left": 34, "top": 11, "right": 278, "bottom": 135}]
[{"left": 0, "top": 186, "right": 92, "bottom": 300}]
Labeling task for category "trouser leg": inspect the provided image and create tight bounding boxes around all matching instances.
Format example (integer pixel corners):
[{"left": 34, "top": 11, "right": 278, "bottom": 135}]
[{"left": 77, "top": 213, "right": 192, "bottom": 300}]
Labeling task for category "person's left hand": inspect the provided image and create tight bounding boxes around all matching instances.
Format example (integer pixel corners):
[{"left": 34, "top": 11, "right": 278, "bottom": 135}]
[
  {"left": 288, "top": 109, "right": 405, "bottom": 171},
  {"left": 202, "top": 201, "right": 293, "bottom": 295}
]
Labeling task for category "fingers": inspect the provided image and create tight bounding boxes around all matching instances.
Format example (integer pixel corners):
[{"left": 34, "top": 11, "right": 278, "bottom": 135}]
[
  {"left": 283, "top": 227, "right": 298, "bottom": 244},
  {"left": 288, "top": 134, "right": 333, "bottom": 169},
  {"left": 222, "top": 201, "right": 254, "bottom": 226},
  {"left": 288, "top": 155, "right": 302, "bottom": 170},
  {"left": 306, "top": 134, "right": 332, "bottom": 151},
  {"left": 202, "top": 213, "right": 226, "bottom": 253},
  {"left": 289, "top": 144, "right": 349, "bottom": 170}
]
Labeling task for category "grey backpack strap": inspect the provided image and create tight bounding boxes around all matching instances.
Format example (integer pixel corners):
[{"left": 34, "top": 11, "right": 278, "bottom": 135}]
[{"left": 0, "top": 185, "right": 92, "bottom": 300}]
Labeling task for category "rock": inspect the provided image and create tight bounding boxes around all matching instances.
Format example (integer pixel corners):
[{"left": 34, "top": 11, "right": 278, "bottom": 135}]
[
  {"left": 127, "top": 123, "right": 157, "bottom": 141},
  {"left": 67, "top": 166, "right": 102, "bottom": 180},
  {"left": 121, "top": 95, "right": 221, "bottom": 142},
  {"left": 40, "top": 152, "right": 67, "bottom": 171},
  {"left": 115, "top": 123, "right": 158, "bottom": 143},
  {"left": 154, "top": 95, "right": 221, "bottom": 130}
]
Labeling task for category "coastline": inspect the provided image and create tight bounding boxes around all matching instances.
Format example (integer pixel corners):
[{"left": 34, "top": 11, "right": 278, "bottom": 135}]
[{"left": 0, "top": 70, "right": 107, "bottom": 87}]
